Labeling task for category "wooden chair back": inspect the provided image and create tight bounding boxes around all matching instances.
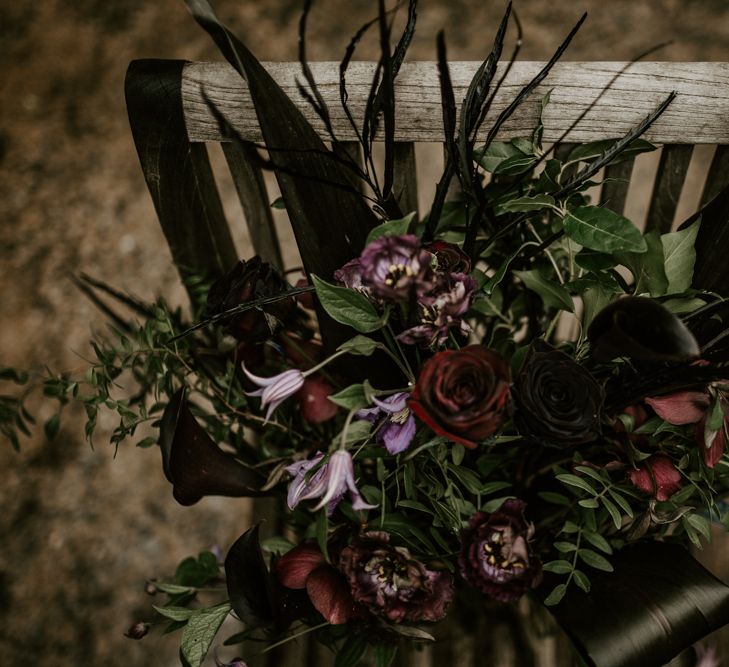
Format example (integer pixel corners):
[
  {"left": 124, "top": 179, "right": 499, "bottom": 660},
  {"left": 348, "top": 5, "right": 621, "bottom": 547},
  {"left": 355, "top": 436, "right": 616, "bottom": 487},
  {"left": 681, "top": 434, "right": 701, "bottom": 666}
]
[{"left": 124, "top": 59, "right": 729, "bottom": 667}]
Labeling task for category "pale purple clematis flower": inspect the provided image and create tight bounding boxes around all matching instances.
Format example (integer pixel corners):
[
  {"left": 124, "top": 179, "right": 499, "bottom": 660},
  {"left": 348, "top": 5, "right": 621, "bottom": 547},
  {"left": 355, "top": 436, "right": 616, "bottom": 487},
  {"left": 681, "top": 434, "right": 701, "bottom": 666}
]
[
  {"left": 243, "top": 365, "right": 305, "bottom": 422},
  {"left": 356, "top": 392, "right": 416, "bottom": 455},
  {"left": 287, "top": 450, "right": 376, "bottom": 515}
]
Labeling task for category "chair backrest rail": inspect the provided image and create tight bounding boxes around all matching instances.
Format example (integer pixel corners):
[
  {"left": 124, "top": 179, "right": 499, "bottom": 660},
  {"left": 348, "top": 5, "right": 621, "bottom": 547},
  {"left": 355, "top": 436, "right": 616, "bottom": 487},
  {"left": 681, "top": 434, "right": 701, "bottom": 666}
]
[{"left": 181, "top": 61, "right": 729, "bottom": 144}]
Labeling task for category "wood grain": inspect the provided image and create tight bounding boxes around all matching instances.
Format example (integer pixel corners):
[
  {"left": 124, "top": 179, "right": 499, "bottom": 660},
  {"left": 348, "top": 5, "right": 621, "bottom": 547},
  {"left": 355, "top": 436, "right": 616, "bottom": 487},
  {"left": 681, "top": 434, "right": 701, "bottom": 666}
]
[{"left": 182, "top": 61, "right": 729, "bottom": 144}]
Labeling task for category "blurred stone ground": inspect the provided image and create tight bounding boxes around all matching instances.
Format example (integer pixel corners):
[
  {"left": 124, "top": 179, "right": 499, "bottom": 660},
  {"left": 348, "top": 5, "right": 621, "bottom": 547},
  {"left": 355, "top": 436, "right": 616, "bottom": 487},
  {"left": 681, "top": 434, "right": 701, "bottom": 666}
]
[{"left": 1, "top": 1, "right": 729, "bottom": 665}]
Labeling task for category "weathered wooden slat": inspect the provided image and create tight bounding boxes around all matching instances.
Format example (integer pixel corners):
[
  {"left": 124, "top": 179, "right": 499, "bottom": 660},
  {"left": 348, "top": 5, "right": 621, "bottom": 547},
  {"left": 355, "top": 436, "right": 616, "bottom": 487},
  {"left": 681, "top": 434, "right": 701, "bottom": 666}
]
[
  {"left": 221, "top": 141, "right": 283, "bottom": 269},
  {"left": 599, "top": 158, "right": 635, "bottom": 215},
  {"left": 645, "top": 144, "right": 694, "bottom": 233},
  {"left": 701, "top": 145, "right": 729, "bottom": 207},
  {"left": 392, "top": 142, "right": 419, "bottom": 216},
  {"left": 182, "top": 61, "right": 729, "bottom": 145},
  {"left": 126, "top": 59, "right": 238, "bottom": 301}
]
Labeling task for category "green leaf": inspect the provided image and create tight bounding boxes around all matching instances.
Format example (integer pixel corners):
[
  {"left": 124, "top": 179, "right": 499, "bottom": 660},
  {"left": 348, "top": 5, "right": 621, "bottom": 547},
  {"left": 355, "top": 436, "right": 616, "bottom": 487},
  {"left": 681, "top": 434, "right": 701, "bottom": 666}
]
[
  {"left": 565, "top": 138, "right": 655, "bottom": 166},
  {"left": 494, "top": 194, "right": 556, "bottom": 215},
  {"left": 270, "top": 196, "right": 286, "bottom": 209},
  {"left": 366, "top": 212, "right": 416, "bottom": 244},
  {"left": 311, "top": 275, "right": 384, "bottom": 333},
  {"left": 538, "top": 491, "right": 571, "bottom": 506},
  {"left": 181, "top": 603, "right": 231, "bottom": 667},
  {"left": 579, "top": 548, "right": 614, "bottom": 572},
  {"left": 556, "top": 473, "right": 597, "bottom": 495},
  {"left": 555, "top": 541, "right": 578, "bottom": 553},
  {"left": 543, "top": 559, "right": 574, "bottom": 574},
  {"left": 337, "top": 335, "right": 380, "bottom": 356},
  {"left": 153, "top": 605, "right": 197, "bottom": 622},
  {"left": 373, "top": 643, "right": 398, "bottom": 667},
  {"left": 328, "top": 384, "right": 368, "bottom": 410},
  {"left": 573, "top": 569, "right": 591, "bottom": 593},
  {"left": 563, "top": 206, "right": 647, "bottom": 254},
  {"left": 513, "top": 269, "right": 575, "bottom": 312},
  {"left": 260, "top": 536, "right": 295, "bottom": 555},
  {"left": 602, "top": 496, "right": 623, "bottom": 530},
  {"left": 582, "top": 531, "right": 613, "bottom": 555},
  {"left": 662, "top": 219, "right": 700, "bottom": 294},
  {"left": 335, "top": 634, "right": 368, "bottom": 667},
  {"left": 615, "top": 230, "right": 668, "bottom": 296},
  {"left": 544, "top": 583, "right": 567, "bottom": 606},
  {"left": 175, "top": 552, "right": 220, "bottom": 588},
  {"left": 493, "top": 153, "right": 538, "bottom": 175},
  {"left": 482, "top": 243, "right": 537, "bottom": 295},
  {"left": 43, "top": 414, "right": 60, "bottom": 441},
  {"left": 575, "top": 249, "right": 617, "bottom": 272},
  {"left": 475, "top": 140, "right": 525, "bottom": 172}
]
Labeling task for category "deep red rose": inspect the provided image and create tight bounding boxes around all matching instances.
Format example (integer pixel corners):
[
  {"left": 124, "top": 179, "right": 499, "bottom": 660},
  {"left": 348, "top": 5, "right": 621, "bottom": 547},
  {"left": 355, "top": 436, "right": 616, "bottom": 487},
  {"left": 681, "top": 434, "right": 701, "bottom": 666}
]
[
  {"left": 628, "top": 454, "right": 682, "bottom": 501},
  {"left": 409, "top": 345, "right": 511, "bottom": 448}
]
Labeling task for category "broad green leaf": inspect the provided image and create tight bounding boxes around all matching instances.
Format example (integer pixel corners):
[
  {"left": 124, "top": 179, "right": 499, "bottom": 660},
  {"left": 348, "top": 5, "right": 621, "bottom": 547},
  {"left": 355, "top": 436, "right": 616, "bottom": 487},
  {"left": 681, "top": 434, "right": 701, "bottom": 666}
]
[
  {"left": 475, "top": 140, "right": 524, "bottom": 172},
  {"left": 511, "top": 136, "right": 535, "bottom": 155},
  {"left": 662, "top": 218, "right": 700, "bottom": 294},
  {"left": 494, "top": 194, "right": 557, "bottom": 215},
  {"left": 328, "top": 383, "right": 367, "bottom": 410},
  {"left": 494, "top": 153, "right": 538, "bottom": 175},
  {"left": 337, "top": 335, "right": 380, "bottom": 356},
  {"left": 366, "top": 212, "right": 416, "bottom": 244},
  {"left": 181, "top": 603, "right": 231, "bottom": 667},
  {"left": 575, "top": 248, "right": 616, "bottom": 272},
  {"left": 153, "top": 605, "right": 197, "bottom": 622},
  {"left": 514, "top": 270, "right": 574, "bottom": 312},
  {"left": 578, "top": 548, "right": 614, "bottom": 572},
  {"left": 564, "top": 206, "right": 646, "bottom": 254},
  {"left": 565, "top": 138, "right": 656, "bottom": 166},
  {"left": 614, "top": 230, "right": 668, "bottom": 296},
  {"left": 482, "top": 243, "right": 537, "bottom": 295},
  {"left": 311, "top": 275, "right": 383, "bottom": 333},
  {"left": 581, "top": 283, "right": 618, "bottom": 330}
]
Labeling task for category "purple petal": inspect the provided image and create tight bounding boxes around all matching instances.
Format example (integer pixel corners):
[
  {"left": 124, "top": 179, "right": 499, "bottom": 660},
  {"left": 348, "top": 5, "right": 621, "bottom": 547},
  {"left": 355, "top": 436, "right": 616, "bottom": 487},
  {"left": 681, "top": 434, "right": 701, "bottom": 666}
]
[{"left": 381, "top": 414, "right": 416, "bottom": 455}]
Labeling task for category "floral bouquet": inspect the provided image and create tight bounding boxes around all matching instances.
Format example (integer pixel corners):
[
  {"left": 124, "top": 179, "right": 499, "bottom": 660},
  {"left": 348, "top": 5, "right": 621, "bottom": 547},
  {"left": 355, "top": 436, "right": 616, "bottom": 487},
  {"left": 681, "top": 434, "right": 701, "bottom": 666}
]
[{"left": 7, "top": 0, "right": 729, "bottom": 666}]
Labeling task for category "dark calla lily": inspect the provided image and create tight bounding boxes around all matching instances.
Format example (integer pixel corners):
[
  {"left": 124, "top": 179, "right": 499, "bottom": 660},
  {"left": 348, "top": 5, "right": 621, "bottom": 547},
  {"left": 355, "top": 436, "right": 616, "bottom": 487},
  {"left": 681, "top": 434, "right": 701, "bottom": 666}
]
[
  {"left": 588, "top": 296, "right": 700, "bottom": 362},
  {"left": 159, "top": 389, "right": 264, "bottom": 505}
]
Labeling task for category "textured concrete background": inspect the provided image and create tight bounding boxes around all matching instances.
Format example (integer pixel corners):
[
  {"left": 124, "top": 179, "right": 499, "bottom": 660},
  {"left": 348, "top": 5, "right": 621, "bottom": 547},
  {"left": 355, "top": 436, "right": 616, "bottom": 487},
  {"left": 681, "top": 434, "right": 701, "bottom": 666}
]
[{"left": 2, "top": 1, "right": 729, "bottom": 665}]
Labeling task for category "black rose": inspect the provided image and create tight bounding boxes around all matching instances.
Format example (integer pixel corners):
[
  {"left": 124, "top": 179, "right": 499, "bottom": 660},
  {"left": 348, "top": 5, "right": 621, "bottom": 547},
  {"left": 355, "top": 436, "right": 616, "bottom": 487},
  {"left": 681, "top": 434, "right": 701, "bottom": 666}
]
[
  {"left": 513, "top": 340, "right": 604, "bottom": 448},
  {"left": 204, "top": 257, "right": 300, "bottom": 342}
]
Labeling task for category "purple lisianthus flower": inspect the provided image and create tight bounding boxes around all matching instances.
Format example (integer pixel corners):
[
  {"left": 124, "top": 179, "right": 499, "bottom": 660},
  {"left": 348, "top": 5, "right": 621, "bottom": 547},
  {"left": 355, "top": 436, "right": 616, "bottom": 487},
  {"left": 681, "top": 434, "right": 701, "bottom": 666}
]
[
  {"left": 333, "top": 257, "right": 368, "bottom": 292},
  {"left": 339, "top": 531, "right": 454, "bottom": 623},
  {"left": 358, "top": 234, "right": 435, "bottom": 302},
  {"left": 286, "top": 450, "right": 376, "bottom": 516},
  {"left": 459, "top": 500, "right": 542, "bottom": 602},
  {"left": 243, "top": 364, "right": 305, "bottom": 422},
  {"left": 356, "top": 392, "right": 416, "bottom": 455},
  {"left": 398, "top": 272, "right": 477, "bottom": 347}
]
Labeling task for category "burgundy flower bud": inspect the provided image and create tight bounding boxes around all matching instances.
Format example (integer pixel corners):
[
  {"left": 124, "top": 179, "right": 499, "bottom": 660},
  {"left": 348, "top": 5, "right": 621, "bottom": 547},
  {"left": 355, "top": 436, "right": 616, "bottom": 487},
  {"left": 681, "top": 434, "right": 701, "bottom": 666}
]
[
  {"left": 358, "top": 234, "right": 436, "bottom": 302},
  {"left": 459, "top": 500, "right": 542, "bottom": 603},
  {"left": 339, "top": 532, "right": 454, "bottom": 623},
  {"left": 204, "top": 256, "right": 300, "bottom": 342},
  {"left": 410, "top": 345, "right": 511, "bottom": 448},
  {"left": 124, "top": 622, "right": 150, "bottom": 640},
  {"left": 513, "top": 340, "right": 604, "bottom": 448},
  {"left": 628, "top": 454, "right": 682, "bottom": 501},
  {"left": 424, "top": 240, "right": 472, "bottom": 274},
  {"left": 296, "top": 375, "right": 338, "bottom": 423}
]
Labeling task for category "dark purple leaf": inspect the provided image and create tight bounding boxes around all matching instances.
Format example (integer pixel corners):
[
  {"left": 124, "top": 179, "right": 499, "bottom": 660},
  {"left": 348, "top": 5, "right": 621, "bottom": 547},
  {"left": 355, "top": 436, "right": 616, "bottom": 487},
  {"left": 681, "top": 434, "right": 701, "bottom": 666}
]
[{"left": 542, "top": 542, "right": 729, "bottom": 667}]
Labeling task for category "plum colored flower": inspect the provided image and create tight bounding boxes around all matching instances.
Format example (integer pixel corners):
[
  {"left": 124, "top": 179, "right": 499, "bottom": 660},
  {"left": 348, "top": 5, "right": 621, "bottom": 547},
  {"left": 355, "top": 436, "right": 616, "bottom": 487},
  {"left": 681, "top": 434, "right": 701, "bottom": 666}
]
[
  {"left": 296, "top": 375, "right": 338, "bottom": 423},
  {"left": 243, "top": 365, "right": 305, "bottom": 422},
  {"left": 356, "top": 392, "right": 416, "bottom": 454},
  {"left": 628, "top": 454, "right": 682, "bottom": 501},
  {"left": 276, "top": 542, "right": 365, "bottom": 624},
  {"left": 409, "top": 345, "right": 511, "bottom": 448},
  {"left": 398, "top": 273, "right": 477, "bottom": 348},
  {"left": 513, "top": 340, "right": 604, "bottom": 448},
  {"left": 333, "top": 257, "right": 368, "bottom": 292},
  {"left": 645, "top": 390, "right": 727, "bottom": 468},
  {"left": 339, "top": 531, "right": 454, "bottom": 623},
  {"left": 459, "top": 500, "right": 542, "bottom": 602},
  {"left": 287, "top": 450, "right": 376, "bottom": 515},
  {"left": 358, "top": 234, "right": 435, "bottom": 302}
]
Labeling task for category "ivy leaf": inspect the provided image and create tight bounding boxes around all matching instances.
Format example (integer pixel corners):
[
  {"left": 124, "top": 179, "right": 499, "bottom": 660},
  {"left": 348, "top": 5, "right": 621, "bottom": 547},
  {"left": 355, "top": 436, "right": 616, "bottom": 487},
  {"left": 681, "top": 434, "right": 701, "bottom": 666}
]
[
  {"left": 662, "top": 218, "right": 700, "bottom": 294},
  {"left": 513, "top": 270, "right": 574, "bottom": 312},
  {"left": 614, "top": 230, "right": 668, "bottom": 296},
  {"left": 563, "top": 206, "right": 647, "bottom": 254},
  {"left": 366, "top": 212, "right": 416, "bottom": 244},
  {"left": 180, "top": 603, "right": 231, "bottom": 667},
  {"left": 311, "top": 275, "right": 384, "bottom": 333}
]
